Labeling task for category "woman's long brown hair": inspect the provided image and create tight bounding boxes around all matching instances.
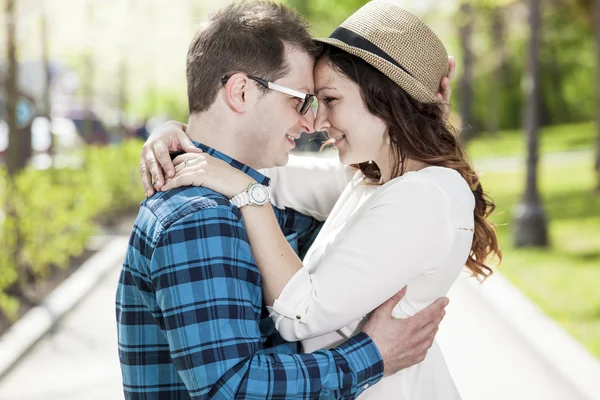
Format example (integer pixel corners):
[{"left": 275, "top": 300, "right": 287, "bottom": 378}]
[{"left": 320, "top": 45, "right": 501, "bottom": 280}]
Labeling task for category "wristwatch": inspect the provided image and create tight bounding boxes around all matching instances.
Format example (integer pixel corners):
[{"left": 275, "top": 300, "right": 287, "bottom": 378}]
[{"left": 230, "top": 182, "right": 271, "bottom": 208}]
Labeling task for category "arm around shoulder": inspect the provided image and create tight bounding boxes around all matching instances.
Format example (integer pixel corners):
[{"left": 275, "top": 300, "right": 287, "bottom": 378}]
[
  {"left": 150, "top": 205, "right": 383, "bottom": 398},
  {"left": 261, "top": 155, "right": 354, "bottom": 221}
]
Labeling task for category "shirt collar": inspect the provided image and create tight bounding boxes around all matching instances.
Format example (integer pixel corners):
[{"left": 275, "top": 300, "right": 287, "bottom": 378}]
[{"left": 191, "top": 140, "right": 270, "bottom": 186}]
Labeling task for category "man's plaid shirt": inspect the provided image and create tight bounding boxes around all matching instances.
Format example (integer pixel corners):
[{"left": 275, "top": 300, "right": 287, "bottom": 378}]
[{"left": 116, "top": 142, "right": 383, "bottom": 399}]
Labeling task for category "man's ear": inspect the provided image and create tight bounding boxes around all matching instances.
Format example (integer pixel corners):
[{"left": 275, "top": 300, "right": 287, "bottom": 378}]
[{"left": 224, "top": 73, "right": 250, "bottom": 113}]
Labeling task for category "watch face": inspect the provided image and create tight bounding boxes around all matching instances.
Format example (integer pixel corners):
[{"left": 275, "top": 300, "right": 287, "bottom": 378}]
[{"left": 249, "top": 184, "right": 269, "bottom": 205}]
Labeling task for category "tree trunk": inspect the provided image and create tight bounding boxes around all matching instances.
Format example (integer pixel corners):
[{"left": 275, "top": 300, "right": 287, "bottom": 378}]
[
  {"left": 3, "top": 0, "right": 26, "bottom": 296},
  {"left": 488, "top": 6, "right": 506, "bottom": 136},
  {"left": 41, "top": 7, "right": 54, "bottom": 160},
  {"left": 83, "top": 2, "right": 94, "bottom": 143},
  {"left": 595, "top": 0, "right": 600, "bottom": 192},
  {"left": 459, "top": 2, "right": 475, "bottom": 142},
  {"left": 4, "top": 0, "right": 23, "bottom": 175},
  {"left": 545, "top": 44, "right": 570, "bottom": 125},
  {"left": 514, "top": 0, "right": 549, "bottom": 247},
  {"left": 118, "top": 59, "right": 128, "bottom": 139}
]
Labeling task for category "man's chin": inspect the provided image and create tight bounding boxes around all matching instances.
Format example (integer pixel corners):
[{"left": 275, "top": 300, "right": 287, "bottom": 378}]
[{"left": 274, "top": 152, "right": 291, "bottom": 167}]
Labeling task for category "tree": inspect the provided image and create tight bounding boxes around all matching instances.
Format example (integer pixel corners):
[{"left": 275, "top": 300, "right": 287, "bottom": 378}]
[
  {"left": 118, "top": 59, "right": 128, "bottom": 138},
  {"left": 570, "top": 0, "right": 600, "bottom": 191},
  {"left": 41, "top": 5, "right": 53, "bottom": 159},
  {"left": 82, "top": 1, "right": 95, "bottom": 142},
  {"left": 595, "top": 0, "right": 600, "bottom": 191},
  {"left": 4, "top": 0, "right": 23, "bottom": 175},
  {"left": 488, "top": 5, "right": 509, "bottom": 136},
  {"left": 3, "top": 0, "right": 27, "bottom": 297},
  {"left": 514, "top": 0, "right": 549, "bottom": 247},
  {"left": 458, "top": 2, "right": 475, "bottom": 141}
]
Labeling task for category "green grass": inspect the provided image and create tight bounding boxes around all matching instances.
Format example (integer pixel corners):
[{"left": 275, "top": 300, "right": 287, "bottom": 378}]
[
  {"left": 467, "top": 121, "right": 595, "bottom": 159},
  {"left": 482, "top": 160, "right": 600, "bottom": 359}
]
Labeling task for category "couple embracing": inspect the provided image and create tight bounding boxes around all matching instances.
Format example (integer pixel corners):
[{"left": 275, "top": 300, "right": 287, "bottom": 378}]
[{"left": 117, "top": 1, "right": 500, "bottom": 399}]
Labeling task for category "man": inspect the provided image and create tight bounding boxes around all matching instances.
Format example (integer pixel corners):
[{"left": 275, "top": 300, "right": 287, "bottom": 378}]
[{"left": 118, "top": 2, "right": 449, "bottom": 399}]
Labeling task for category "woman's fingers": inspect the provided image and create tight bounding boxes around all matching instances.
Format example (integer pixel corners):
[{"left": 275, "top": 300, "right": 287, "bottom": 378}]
[
  {"left": 447, "top": 56, "right": 456, "bottom": 80},
  {"left": 176, "top": 129, "right": 203, "bottom": 157},
  {"left": 145, "top": 152, "right": 165, "bottom": 191},
  {"left": 173, "top": 153, "right": 206, "bottom": 167},
  {"left": 174, "top": 156, "right": 205, "bottom": 174},
  {"left": 139, "top": 160, "right": 154, "bottom": 198},
  {"left": 152, "top": 140, "right": 174, "bottom": 182},
  {"left": 162, "top": 170, "right": 206, "bottom": 191}
]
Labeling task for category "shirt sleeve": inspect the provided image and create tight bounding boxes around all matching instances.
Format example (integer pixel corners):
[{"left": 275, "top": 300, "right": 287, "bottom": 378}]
[
  {"left": 261, "top": 155, "right": 354, "bottom": 221},
  {"left": 267, "top": 176, "right": 454, "bottom": 342},
  {"left": 150, "top": 206, "right": 383, "bottom": 399}
]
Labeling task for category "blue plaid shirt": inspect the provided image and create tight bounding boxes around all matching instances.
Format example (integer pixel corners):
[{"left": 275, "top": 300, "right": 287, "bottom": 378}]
[{"left": 116, "top": 142, "right": 383, "bottom": 399}]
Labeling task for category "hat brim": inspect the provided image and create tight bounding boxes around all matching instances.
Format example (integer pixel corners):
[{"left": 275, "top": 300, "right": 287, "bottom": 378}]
[{"left": 314, "top": 37, "right": 438, "bottom": 104}]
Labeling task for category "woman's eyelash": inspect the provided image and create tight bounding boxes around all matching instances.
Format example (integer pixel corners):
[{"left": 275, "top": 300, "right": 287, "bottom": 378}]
[{"left": 323, "top": 97, "right": 337, "bottom": 103}]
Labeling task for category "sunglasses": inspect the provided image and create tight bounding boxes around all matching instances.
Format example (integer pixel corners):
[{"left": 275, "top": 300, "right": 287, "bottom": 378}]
[{"left": 221, "top": 75, "right": 316, "bottom": 115}]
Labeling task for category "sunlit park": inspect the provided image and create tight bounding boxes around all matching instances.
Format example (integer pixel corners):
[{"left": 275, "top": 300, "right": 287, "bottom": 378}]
[{"left": 0, "top": 0, "right": 599, "bottom": 399}]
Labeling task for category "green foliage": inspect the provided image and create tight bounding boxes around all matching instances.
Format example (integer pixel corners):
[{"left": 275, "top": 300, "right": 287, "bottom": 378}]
[
  {"left": 539, "top": 3, "right": 595, "bottom": 125},
  {"left": 467, "top": 121, "right": 595, "bottom": 159},
  {"left": 483, "top": 160, "right": 600, "bottom": 359},
  {"left": 128, "top": 88, "right": 189, "bottom": 122},
  {"left": 0, "top": 140, "right": 144, "bottom": 319},
  {"left": 284, "top": 0, "right": 370, "bottom": 37}
]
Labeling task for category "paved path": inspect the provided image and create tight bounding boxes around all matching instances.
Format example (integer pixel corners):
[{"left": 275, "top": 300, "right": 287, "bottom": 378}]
[
  {"left": 438, "top": 276, "right": 585, "bottom": 400},
  {"left": 0, "top": 241, "right": 591, "bottom": 400},
  {"left": 0, "top": 263, "right": 124, "bottom": 400}
]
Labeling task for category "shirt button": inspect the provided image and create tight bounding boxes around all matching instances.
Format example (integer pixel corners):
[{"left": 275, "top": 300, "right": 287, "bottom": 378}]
[
  {"left": 363, "top": 384, "right": 369, "bottom": 390},
  {"left": 296, "top": 315, "right": 302, "bottom": 320}
]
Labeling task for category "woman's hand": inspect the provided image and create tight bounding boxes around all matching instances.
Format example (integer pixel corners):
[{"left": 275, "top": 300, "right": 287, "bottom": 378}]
[
  {"left": 161, "top": 153, "right": 255, "bottom": 199},
  {"left": 436, "top": 56, "right": 456, "bottom": 121},
  {"left": 139, "top": 120, "right": 203, "bottom": 197}
]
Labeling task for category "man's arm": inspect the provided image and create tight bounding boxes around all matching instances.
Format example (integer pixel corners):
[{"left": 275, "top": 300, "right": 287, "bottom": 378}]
[{"left": 150, "top": 205, "right": 383, "bottom": 399}]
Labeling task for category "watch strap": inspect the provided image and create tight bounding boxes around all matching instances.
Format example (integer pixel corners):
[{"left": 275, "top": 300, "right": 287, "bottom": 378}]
[{"left": 230, "top": 191, "right": 250, "bottom": 208}]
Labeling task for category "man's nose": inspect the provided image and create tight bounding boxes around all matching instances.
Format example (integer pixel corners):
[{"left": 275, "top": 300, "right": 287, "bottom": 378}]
[{"left": 300, "top": 109, "right": 315, "bottom": 134}]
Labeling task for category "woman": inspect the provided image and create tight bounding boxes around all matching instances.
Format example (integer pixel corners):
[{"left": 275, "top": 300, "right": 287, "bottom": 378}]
[{"left": 141, "top": 2, "right": 500, "bottom": 398}]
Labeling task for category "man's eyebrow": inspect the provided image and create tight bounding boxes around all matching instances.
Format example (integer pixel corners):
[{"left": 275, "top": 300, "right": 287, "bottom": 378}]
[{"left": 315, "top": 86, "right": 336, "bottom": 95}]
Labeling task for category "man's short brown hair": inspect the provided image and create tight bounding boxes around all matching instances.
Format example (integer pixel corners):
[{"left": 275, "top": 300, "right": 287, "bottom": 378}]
[{"left": 186, "top": 1, "right": 319, "bottom": 114}]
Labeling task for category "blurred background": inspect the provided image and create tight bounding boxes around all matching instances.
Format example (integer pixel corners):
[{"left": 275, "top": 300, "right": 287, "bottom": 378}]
[{"left": 0, "top": 0, "right": 599, "bottom": 398}]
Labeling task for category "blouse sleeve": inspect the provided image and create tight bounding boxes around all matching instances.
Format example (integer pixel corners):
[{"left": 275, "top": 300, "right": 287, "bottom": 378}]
[
  {"left": 260, "top": 155, "right": 354, "bottom": 221},
  {"left": 267, "top": 175, "right": 454, "bottom": 342}
]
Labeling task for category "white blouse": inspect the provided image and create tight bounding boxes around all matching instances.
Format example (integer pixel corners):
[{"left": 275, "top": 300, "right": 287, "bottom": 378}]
[{"left": 262, "top": 156, "right": 474, "bottom": 399}]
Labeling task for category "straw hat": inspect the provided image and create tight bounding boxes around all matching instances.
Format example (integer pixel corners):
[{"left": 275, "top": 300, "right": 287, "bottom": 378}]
[{"left": 314, "top": 1, "right": 448, "bottom": 103}]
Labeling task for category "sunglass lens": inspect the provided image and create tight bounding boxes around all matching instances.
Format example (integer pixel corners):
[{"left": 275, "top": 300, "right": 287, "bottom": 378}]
[{"left": 301, "top": 96, "right": 316, "bottom": 115}]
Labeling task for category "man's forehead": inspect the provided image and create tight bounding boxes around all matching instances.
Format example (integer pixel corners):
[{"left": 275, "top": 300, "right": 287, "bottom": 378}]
[
  {"left": 281, "top": 47, "right": 315, "bottom": 91},
  {"left": 279, "top": 69, "right": 315, "bottom": 93}
]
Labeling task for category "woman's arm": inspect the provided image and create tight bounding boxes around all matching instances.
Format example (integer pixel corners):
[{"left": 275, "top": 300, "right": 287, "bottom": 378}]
[
  {"left": 159, "top": 154, "right": 455, "bottom": 341},
  {"left": 139, "top": 121, "right": 352, "bottom": 214},
  {"left": 240, "top": 175, "right": 454, "bottom": 341},
  {"left": 260, "top": 155, "right": 354, "bottom": 221}
]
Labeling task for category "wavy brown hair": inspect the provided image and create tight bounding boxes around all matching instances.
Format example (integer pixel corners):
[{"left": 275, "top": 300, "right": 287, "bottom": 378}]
[{"left": 319, "top": 45, "right": 501, "bottom": 280}]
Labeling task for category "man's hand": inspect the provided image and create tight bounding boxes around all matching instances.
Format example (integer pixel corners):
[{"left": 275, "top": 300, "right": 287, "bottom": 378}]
[
  {"left": 139, "top": 120, "right": 202, "bottom": 198},
  {"left": 362, "top": 287, "right": 448, "bottom": 377},
  {"left": 437, "top": 56, "right": 456, "bottom": 120}
]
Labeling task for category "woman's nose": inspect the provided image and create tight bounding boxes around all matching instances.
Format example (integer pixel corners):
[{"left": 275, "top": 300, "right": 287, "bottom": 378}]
[{"left": 314, "top": 108, "right": 331, "bottom": 132}]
